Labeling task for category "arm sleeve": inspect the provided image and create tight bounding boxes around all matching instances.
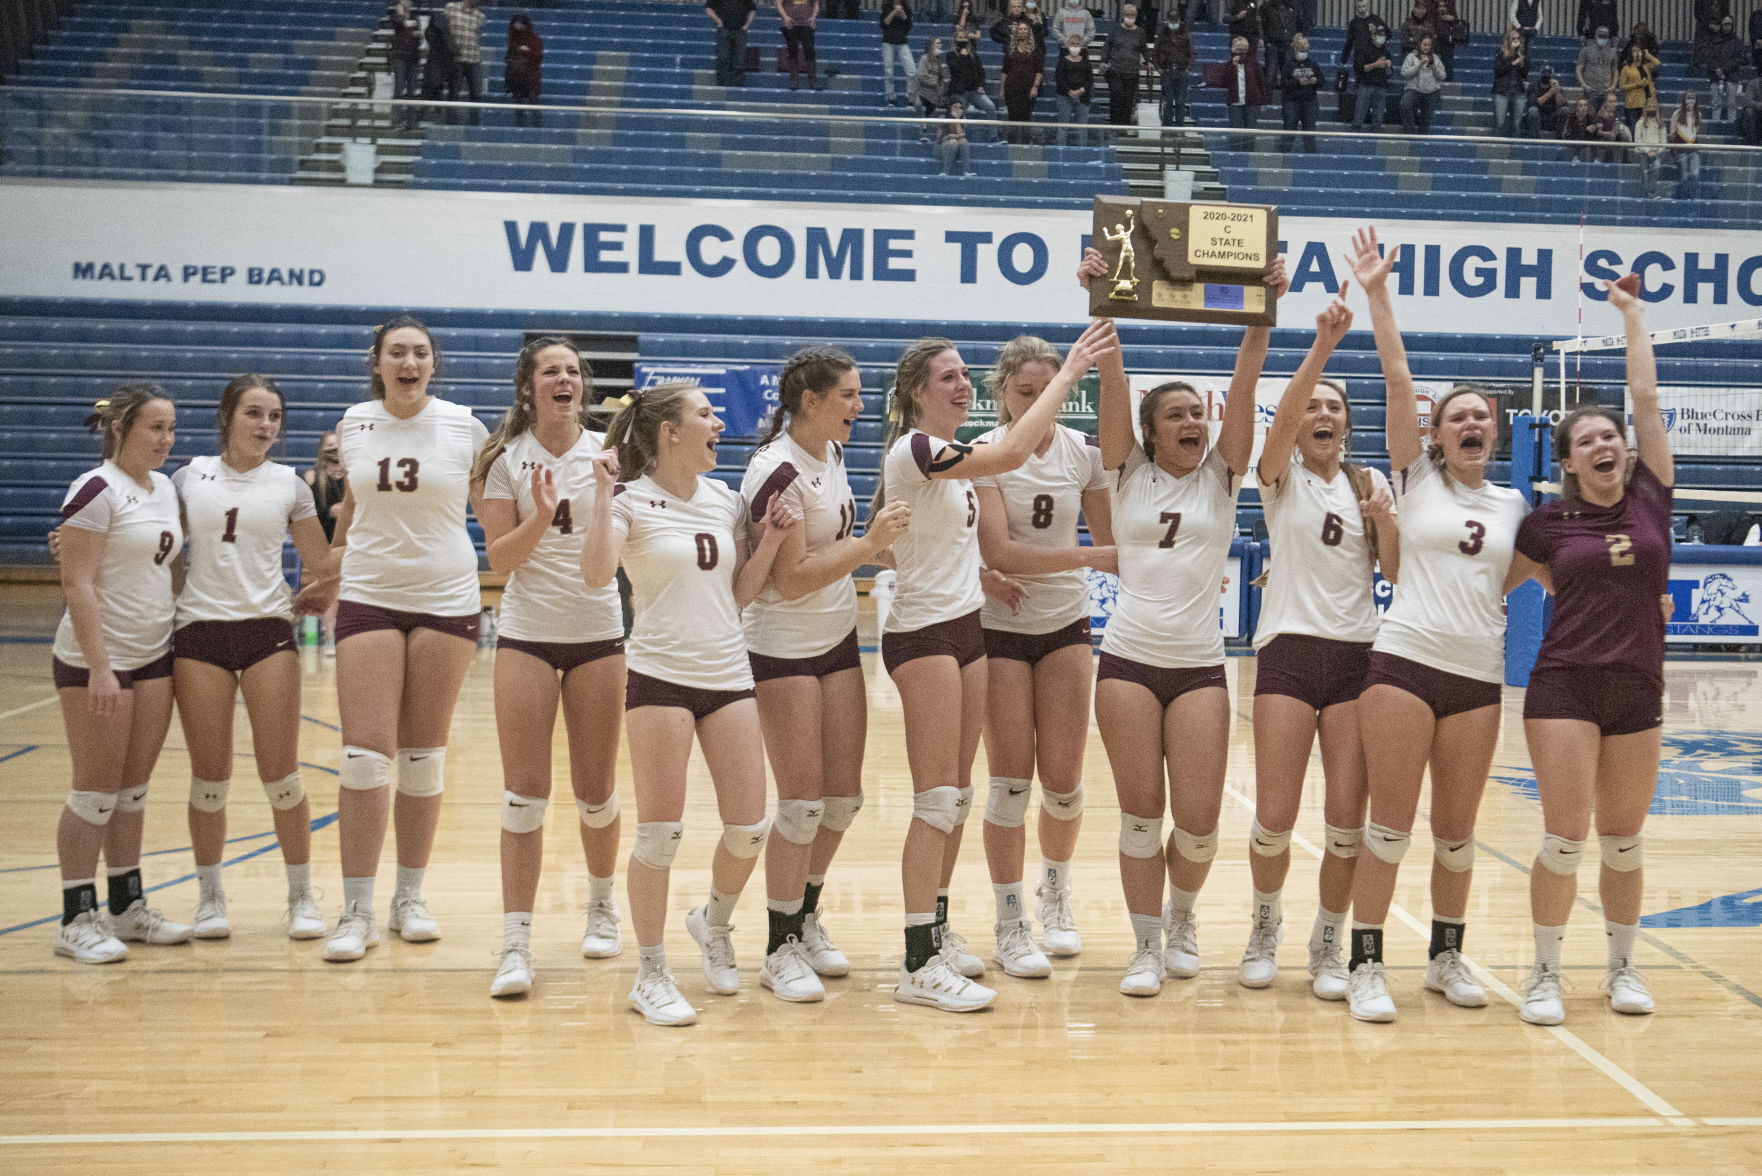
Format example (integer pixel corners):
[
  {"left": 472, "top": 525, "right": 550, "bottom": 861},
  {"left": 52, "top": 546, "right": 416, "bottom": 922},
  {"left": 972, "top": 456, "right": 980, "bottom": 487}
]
[
  {"left": 59, "top": 474, "right": 113, "bottom": 533},
  {"left": 609, "top": 486, "right": 634, "bottom": 538},
  {"left": 1513, "top": 509, "right": 1552, "bottom": 564},
  {"left": 1084, "top": 441, "right": 1111, "bottom": 492},
  {"left": 481, "top": 450, "right": 517, "bottom": 502}
]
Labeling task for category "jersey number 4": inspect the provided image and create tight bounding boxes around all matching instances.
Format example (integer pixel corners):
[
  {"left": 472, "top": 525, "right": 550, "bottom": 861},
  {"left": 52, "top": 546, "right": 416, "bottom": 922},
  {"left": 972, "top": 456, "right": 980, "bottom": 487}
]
[
  {"left": 375, "top": 457, "right": 420, "bottom": 493},
  {"left": 551, "top": 501, "right": 573, "bottom": 534}
]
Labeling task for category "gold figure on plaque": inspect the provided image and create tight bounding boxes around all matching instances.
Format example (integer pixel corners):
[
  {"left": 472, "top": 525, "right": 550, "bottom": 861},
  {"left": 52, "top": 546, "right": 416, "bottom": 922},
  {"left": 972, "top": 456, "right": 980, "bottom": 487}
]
[{"left": 1103, "top": 210, "right": 1138, "bottom": 300}]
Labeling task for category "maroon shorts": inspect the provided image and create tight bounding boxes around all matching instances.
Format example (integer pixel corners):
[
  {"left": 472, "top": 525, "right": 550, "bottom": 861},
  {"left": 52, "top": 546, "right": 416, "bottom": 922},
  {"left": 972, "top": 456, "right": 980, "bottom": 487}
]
[
  {"left": 1522, "top": 665, "right": 1663, "bottom": 736},
  {"left": 1254, "top": 634, "right": 1374, "bottom": 712},
  {"left": 174, "top": 618, "right": 297, "bottom": 674},
  {"left": 335, "top": 600, "right": 480, "bottom": 644},
  {"left": 497, "top": 636, "right": 625, "bottom": 675},
  {"left": 625, "top": 669, "right": 755, "bottom": 721},
  {"left": 983, "top": 616, "right": 1093, "bottom": 666},
  {"left": 1364, "top": 652, "right": 1501, "bottom": 720},
  {"left": 882, "top": 610, "right": 986, "bottom": 677},
  {"left": 1096, "top": 652, "right": 1227, "bottom": 708},
  {"left": 52, "top": 650, "right": 174, "bottom": 691},
  {"left": 749, "top": 629, "right": 862, "bottom": 683}
]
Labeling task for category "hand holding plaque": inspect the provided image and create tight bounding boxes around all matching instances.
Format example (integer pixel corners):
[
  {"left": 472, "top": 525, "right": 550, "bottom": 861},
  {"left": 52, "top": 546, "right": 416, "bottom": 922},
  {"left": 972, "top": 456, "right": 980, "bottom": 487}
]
[{"left": 1086, "top": 196, "right": 1280, "bottom": 327}]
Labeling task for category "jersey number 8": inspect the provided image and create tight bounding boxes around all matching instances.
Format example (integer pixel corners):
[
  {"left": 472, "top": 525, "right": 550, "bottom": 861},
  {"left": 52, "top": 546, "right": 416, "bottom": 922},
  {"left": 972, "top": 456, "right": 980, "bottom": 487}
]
[{"left": 1031, "top": 493, "right": 1055, "bottom": 529}]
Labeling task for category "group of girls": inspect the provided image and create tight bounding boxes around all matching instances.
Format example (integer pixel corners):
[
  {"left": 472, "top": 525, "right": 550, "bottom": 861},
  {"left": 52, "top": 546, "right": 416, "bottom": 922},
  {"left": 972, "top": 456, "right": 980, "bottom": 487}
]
[{"left": 48, "top": 224, "right": 1675, "bottom": 1030}]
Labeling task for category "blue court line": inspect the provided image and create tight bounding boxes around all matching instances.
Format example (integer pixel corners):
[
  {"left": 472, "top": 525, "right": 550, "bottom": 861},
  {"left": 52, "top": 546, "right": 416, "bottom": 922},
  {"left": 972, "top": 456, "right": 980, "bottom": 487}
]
[
  {"left": 0, "top": 745, "right": 38, "bottom": 765},
  {"left": 0, "top": 637, "right": 55, "bottom": 645},
  {"left": 0, "top": 810, "right": 339, "bottom": 937},
  {"left": 300, "top": 714, "right": 341, "bottom": 732}
]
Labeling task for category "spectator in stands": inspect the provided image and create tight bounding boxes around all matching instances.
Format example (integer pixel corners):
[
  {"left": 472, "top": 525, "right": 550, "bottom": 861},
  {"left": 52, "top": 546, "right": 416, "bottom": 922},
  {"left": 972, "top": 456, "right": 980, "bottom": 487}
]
[
  {"left": 1205, "top": 34, "right": 1268, "bottom": 148},
  {"left": 1561, "top": 94, "right": 1597, "bottom": 160},
  {"left": 1188, "top": 0, "right": 1221, "bottom": 24},
  {"left": 1056, "top": 35, "right": 1095, "bottom": 144},
  {"left": 880, "top": 1, "right": 915, "bottom": 106},
  {"left": 949, "top": 34, "right": 998, "bottom": 129},
  {"left": 778, "top": 0, "right": 822, "bottom": 90},
  {"left": 1260, "top": 0, "right": 1302, "bottom": 86},
  {"left": 1492, "top": 28, "right": 1528, "bottom": 137},
  {"left": 505, "top": 12, "right": 543, "bottom": 125},
  {"left": 1154, "top": 10, "right": 1195, "bottom": 125},
  {"left": 421, "top": 5, "right": 458, "bottom": 123},
  {"left": 1053, "top": 0, "right": 1095, "bottom": 50},
  {"left": 709, "top": 0, "right": 756, "bottom": 87},
  {"left": 993, "top": 0, "right": 1048, "bottom": 58},
  {"left": 1228, "top": 1, "right": 1263, "bottom": 54},
  {"left": 1399, "top": 1, "right": 1435, "bottom": 66},
  {"left": 1430, "top": 0, "right": 1463, "bottom": 75},
  {"left": 304, "top": 432, "right": 346, "bottom": 652},
  {"left": 912, "top": 36, "right": 950, "bottom": 132},
  {"left": 1633, "top": 99, "right": 1667, "bottom": 197},
  {"left": 1703, "top": 17, "right": 1744, "bottom": 85},
  {"left": 954, "top": 1, "right": 983, "bottom": 44},
  {"left": 1592, "top": 90, "right": 1631, "bottom": 161},
  {"left": 1345, "top": 6, "right": 1394, "bottom": 132},
  {"left": 444, "top": 0, "right": 486, "bottom": 124},
  {"left": 1399, "top": 33, "right": 1446, "bottom": 134},
  {"left": 1279, "top": 31, "right": 1321, "bottom": 151},
  {"left": 1510, "top": 0, "right": 1542, "bottom": 56},
  {"left": 1670, "top": 91, "right": 1703, "bottom": 196},
  {"left": 1576, "top": 25, "right": 1617, "bottom": 109},
  {"left": 1623, "top": 18, "right": 1658, "bottom": 59},
  {"left": 1575, "top": 0, "right": 1617, "bottom": 41},
  {"left": 1693, "top": 0, "right": 1731, "bottom": 74},
  {"left": 1752, "top": 7, "right": 1762, "bottom": 76},
  {"left": 1002, "top": 22, "right": 1043, "bottom": 142},
  {"left": 1616, "top": 42, "right": 1656, "bottom": 131},
  {"left": 1739, "top": 72, "right": 1762, "bottom": 145},
  {"left": 936, "top": 100, "right": 974, "bottom": 174},
  {"left": 1103, "top": 5, "right": 1152, "bottom": 130},
  {"left": 387, "top": 3, "right": 422, "bottom": 131},
  {"left": 1526, "top": 61, "right": 1563, "bottom": 137}
]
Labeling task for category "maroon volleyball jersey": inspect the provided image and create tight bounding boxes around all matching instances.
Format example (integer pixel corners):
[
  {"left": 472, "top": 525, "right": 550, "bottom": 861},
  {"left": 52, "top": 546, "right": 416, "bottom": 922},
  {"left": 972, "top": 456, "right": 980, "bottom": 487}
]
[{"left": 1515, "top": 461, "right": 1673, "bottom": 680}]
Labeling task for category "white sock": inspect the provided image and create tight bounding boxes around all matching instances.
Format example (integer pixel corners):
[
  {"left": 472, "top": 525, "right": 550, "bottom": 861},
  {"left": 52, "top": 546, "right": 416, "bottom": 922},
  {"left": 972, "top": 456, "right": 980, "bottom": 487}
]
[
  {"left": 1129, "top": 912, "right": 1162, "bottom": 950},
  {"left": 638, "top": 943, "right": 666, "bottom": 972},
  {"left": 196, "top": 864, "right": 223, "bottom": 900},
  {"left": 342, "top": 876, "right": 374, "bottom": 910},
  {"left": 1251, "top": 888, "right": 1282, "bottom": 926},
  {"left": 394, "top": 864, "right": 425, "bottom": 899},
  {"left": 806, "top": 872, "right": 827, "bottom": 888},
  {"left": 1042, "top": 858, "right": 1072, "bottom": 892},
  {"left": 285, "top": 861, "right": 311, "bottom": 898},
  {"left": 768, "top": 897, "right": 804, "bottom": 915},
  {"left": 1311, "top": 906, "right": 1346, "bottom": 951},
  {"left": 1167, "top": 885, "right": 1200, "bottom": 918},
  {"left": 904, "top": 910, "right": 937, "bottom": 927},
  {"left": 587, "top": 873, "right": 615, "bottom": 905},
  {"left": 1605, "top": 920, "right": 1637, "bottom": 971},
  {"left": 707, "top": 886, "right": 738, "bottom": 928},
  {"left": 1534, "top": 922, "right": 1566, "bottom": 970},
  {"left": 993, "top": 881, "right": 1025, "bottom": 923},
  {"left": 503, "top": 911, "right": 532, "bottom": 951}
]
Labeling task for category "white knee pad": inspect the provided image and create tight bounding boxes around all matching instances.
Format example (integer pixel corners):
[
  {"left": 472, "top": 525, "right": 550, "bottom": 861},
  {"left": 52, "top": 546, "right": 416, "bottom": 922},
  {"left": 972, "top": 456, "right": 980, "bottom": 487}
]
[
  {"left": 1433, "top": 835, "right": 1475, "bottom": 873},
  {"left": 984, "top": 777, "right": 1033, "bottom": 829},
  {"left": 631, "top": 821, "right": 684, "bottom": 869},
  {"left": 188, "top": 777, "right": 229, "bottom": 814},
  {"left": 1600, "top": 833, "right": 1643, "bottom": 872},
  {"left": 1249, "top": 819, "right": 1293, "bottom": 858},
  {"left": 501, "top": 790, "right": 548, "bottom": 834},
  {"left": 912, "top": 786, "right": 963, "bottom": 834},
  {"left": 575, "top": 792, "right": 620, "bottom": 829},
  {"left": 1041, "top": 784, "right": 1083, "bottom": 821},
  {"left": 263, "top": 771, "right": 305, "bottom": 811},
  {"left": 1119, "top": 813, "right": 1164, "bottom": 859},
  {"left": 1363, "top": 821, "right": 1411, "bottom": 865},
  {"left": 396, "top": 748, "right": 445, "bottom": 798},
  {"left": 1324, "top": 823, "right": 1364, "bottom": 859},
  {"left": 1171, "top": 824, "right": 1219, "bottom": 864},
  {"left": 339, "top": 746, "right": 392, "bottom": 792},
  {"left": 819, "top": 792, "right": 863, "bottom": 832},
  {"left": 1536, "top": 833, "right": 1587, "bottom": 876},
  {"left": 65, "top": 790, "right": 116, "bottom": 826},
  {"left": 953, "top": 784, "right": 975, "bottom": 827},
  {"left": 774, "top": 798, "right": 823, "bottom": 846},
  {"left": 721, "top": 818, "right": 769, "bottom": 859},
  {"left": 115, "top": 782, "right": 149, "bottom": 813}
]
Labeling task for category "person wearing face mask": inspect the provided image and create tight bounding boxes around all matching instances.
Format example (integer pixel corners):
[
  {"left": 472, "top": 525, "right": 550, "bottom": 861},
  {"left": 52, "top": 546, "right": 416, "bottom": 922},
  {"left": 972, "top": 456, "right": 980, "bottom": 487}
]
[
  {"left": 1398, "top": 32, "right": 1446, "bottom": 134},
  {"left": 1616, "top": 41, "right": 1657, "bottom": 131},
  {"left": 1103, "top": 4, "right": 1153, "bottom": 129},
  {"left": 992, "top": 0, "right": 1047, "bottom": 57},
  {"left": 1575, "top": 0, "right": 1618, "bottom": 42},
  {"left": 1055, "top": 36, "right": 1094, "bottom": 144},
  {"left": 1344, "top": 3, "right": 1393, "bottom": 133},
  {"left": 1279, "top": 31, "right": 1320, "bottom": 151},
  {"left": 1560, "top": 94, "right": 1597, "bottom": 162},
  {"left": 1526, "top": 62, "right": 1563, "bottom": 137},
  {"left": 948, "top": 35, "right": 998, "bottom": 132},
  {"left": 1623, "top": 18, "right": 1658, "bottom": 59},
  {"left": 1205, "top": 34, "right": 1267, "bottom": 148},
  {"left": 1575, "top": 24, "right": 1617, "bottom": 110},
  {"left": 1591, "top": 90, "right": 1631, "bottom": 163},
  {"left": 1632, "top": 99, "right": 1667, "bottom": 196},
  {"left": 1153, "top": 11, "right": 1194, "bottom": 125}
]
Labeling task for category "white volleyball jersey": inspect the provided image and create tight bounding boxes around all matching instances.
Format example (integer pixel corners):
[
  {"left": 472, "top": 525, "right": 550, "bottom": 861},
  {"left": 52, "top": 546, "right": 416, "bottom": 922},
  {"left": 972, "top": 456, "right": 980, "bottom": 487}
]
[
  {"left": 882, "top": 429, "right": 984, "bottom": 634},
  {"left": 611, "top": 474, "right": 752, "bottom": 690},
  {"left": 52, "top": 462, "right": 183, "bottom": 670},
  {"left": 482, "top": 429, "right": 624, "bottom": 644},
  {"left": 172, "top": 456, "right": 315, "bottom": 625},
  {"left": 973, "top": 424, "right": 1110, "bottom": 635},
  {"left": 1254, "top": 457, "right": 1390, "bottom": 648},
  {"left": 337, "top": 397, "right": 488, "bottom": 617},
  {"left": 1101, "top": 446, "right": 1241, "bottom": 669},
  {"left": 741, "top": 433, "right": 859, "bottom": 658},
  {"left": 1373, "top": 458, "right": 1528, "bottom": 683}
]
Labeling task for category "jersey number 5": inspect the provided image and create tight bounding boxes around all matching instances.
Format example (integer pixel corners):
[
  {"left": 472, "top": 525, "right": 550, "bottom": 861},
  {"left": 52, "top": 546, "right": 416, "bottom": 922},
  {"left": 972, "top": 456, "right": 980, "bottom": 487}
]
[
  {"left": 965, "top": 489, "right": 977, "bottom": 528},
  {"left": 694, "top": 533, "right": 719, "bottom": 571},
  {"left": 1605, "top": 533, "right": 1634, "bottom": 566},
  {"left": 376, "top": 457, "right": 420, "bottom": 493},
  {"left": 1459, "top": 520, "right": 1486, "bottom": 556},
  {"left": 1158, "top": 511, "right": 1182, "bottom": 549}
]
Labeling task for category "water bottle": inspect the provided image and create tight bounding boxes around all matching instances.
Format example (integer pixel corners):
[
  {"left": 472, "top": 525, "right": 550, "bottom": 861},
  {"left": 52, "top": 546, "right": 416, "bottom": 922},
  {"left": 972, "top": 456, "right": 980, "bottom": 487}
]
[
  {"left": 479, "top": 607, "right": 498, "bottom": 649},
  {"left": 870, "top": 569, "right": 897, "bottom": 637}
]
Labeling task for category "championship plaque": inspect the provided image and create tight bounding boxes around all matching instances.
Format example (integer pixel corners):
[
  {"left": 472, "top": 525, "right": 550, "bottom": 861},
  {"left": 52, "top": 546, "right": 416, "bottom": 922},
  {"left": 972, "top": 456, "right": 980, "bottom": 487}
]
[{"left": 1087, "top": 196, "right": 1279, "bottom": 327}]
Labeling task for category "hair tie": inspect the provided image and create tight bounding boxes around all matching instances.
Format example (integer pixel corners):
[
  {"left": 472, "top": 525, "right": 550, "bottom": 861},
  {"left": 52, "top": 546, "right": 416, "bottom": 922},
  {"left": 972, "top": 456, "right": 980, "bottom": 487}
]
[{"left": 83, "top": 398, "right": 110, "bottom": 432}]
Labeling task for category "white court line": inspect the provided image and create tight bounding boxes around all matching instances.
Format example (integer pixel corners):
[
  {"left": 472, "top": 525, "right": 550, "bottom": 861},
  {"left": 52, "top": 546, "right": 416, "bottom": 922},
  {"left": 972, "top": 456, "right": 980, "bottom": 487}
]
[
  {"left": 0, "top": 1116, "right": 1671, "bottom": 1147},
  {"left": 1220, "top": 784, "right": 1694, "bottom": 1127},
  {"left": 1702, "top": 1119, "right": 1762, "bottom": 1127},
  {"left": 0, "top": 695, "right": 56, "bottom": 723}
]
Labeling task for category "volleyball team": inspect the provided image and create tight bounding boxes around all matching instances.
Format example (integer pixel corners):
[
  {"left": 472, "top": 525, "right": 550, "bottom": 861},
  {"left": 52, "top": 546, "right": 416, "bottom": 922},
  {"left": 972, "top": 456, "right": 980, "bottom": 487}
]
[{"left": 45, "top": 226, "right": 1675, "bottom": 1029}]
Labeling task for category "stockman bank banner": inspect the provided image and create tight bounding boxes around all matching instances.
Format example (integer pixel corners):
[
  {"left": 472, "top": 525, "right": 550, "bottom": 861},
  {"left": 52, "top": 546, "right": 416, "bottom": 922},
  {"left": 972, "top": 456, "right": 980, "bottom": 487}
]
[{"left": 8, "top": 180, "right": 1762, "bottom": 337}]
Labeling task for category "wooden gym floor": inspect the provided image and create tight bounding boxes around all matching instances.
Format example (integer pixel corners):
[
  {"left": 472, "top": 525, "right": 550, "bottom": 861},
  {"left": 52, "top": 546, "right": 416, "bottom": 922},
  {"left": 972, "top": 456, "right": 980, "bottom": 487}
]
[{"left": 2, "top": 584, "right": 1759, "bottom": 1174}]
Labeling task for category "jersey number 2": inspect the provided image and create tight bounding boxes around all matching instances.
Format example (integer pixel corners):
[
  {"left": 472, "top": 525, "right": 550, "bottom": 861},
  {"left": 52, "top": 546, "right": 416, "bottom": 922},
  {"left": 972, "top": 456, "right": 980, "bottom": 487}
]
[
  {"left": 695, "top": 533, "right": 719, "bottom": 571},
  {"left": 376, "top": 457, "right": 420, "bottom": 493},
  {"left": 1605, "top": 533, "right": 1634, "bottom": 566}
]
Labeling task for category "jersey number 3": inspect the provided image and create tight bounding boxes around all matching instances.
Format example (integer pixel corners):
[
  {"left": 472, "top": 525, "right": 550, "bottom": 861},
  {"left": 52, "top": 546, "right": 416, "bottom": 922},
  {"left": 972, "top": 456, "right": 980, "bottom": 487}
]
[
  {"left": 1459, "top": 520, "right": 1486, "bottom": 556},
  {"left": 375, "top": 457, "right": 420, "bottom": 493}
]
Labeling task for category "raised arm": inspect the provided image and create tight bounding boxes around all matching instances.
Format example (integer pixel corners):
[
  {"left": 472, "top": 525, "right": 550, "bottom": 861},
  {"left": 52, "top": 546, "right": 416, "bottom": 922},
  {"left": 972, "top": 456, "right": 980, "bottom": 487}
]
[
  {"left": 1216, "top": 258, "right": 1290, "bottom": 476},
  {"left": 1346, "top": 225, "right": 1422, "bottom": 472},
  {"left": 1078, "top": 247, "right": 1136, "bottom": 471},
  {"left": 578, "top": 454, "right": 624, "bottom": 589},
  {"left": 770, "top": 496, "right": 910, "bottom": 600},
  {"left": 1258, "top": 283, "right": 1353, "bottom": 486},
  {"left": 1604, "top": 274, "right": 1673, "bottom": 488}
]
